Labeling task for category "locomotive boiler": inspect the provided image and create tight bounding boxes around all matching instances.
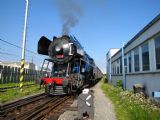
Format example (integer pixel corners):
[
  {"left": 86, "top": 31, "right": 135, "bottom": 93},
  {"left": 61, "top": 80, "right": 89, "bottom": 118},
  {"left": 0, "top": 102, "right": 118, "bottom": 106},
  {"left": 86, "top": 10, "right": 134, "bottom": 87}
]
[{"left": 38, "top": 35, "right": 101, "bottom": 95}]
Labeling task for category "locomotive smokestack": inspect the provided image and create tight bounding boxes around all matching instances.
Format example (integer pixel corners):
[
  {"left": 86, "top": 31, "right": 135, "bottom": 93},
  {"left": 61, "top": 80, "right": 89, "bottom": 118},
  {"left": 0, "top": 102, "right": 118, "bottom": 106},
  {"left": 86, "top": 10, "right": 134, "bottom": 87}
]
[{"left": 55, "top": 0, "right": 83, "bottom": 35}]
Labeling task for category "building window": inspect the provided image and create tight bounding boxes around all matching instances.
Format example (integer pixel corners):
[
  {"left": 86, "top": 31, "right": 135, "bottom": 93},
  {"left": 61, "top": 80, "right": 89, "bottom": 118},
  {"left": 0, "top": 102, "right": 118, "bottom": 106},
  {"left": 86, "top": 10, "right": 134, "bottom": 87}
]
[
  {"left": 128, "top": 53, "right": 132, "bottom": 73},
  {"left": 155, "top": 36, "right": 160, "bottom": 69},
  {"left": 114, "top": 64, "right": 116, "bottom": 74},
  {"left": 113, "top": 64, "right": 115, "bottom": 75},
  {"left": 120, "top": 57, "right": 122, "bottom": 74},
  {"left": 134, "top": 48, "right": 139, "bottom": 72},
  {"left": 112, "top": 64, "right": 114, "bottom": 75},
  {"left": 124, "top": 57, "right": 127, "bottom": 73},
  {"left": 117, "top": 60, "right": 119, "bottom": 74},
  {"left": 142, "top": 43, "right": 150, "bottom": 71},
  {"left": 117, "top": 66, "right": 119, "bottom": 74},
  {"left": 112, "top": 62, "right": 115, "bottom": 75}
]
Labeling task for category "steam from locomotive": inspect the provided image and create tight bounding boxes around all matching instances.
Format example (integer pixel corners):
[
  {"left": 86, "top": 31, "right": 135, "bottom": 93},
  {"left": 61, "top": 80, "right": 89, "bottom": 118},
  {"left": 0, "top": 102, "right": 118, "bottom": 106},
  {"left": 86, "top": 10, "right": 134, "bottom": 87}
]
[
  {"left": 55, "top": 0, "right": 83, "bottom": 34},
  {"left": 38, "top": 35, "right": 102, "bottom": 95}
]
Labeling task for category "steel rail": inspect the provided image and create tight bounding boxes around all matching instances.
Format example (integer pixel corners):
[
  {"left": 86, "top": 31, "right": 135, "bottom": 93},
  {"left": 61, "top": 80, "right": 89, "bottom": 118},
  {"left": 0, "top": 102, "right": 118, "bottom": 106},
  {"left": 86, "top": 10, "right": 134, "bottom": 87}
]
[
  {"left": 0, "top": 93, "right": 46, "bottom": 117},
  {"left": 15, "top": 96, "right": 59, "bottom": 120},
  {"left": 31, "top": 96, "right": 71, "bottom": 120}
]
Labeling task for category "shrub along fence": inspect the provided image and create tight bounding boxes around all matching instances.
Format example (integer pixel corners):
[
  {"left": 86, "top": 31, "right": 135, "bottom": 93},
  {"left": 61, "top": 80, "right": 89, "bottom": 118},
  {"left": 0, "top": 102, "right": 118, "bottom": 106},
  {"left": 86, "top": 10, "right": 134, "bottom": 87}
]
[{"left": 0, "top": 65, "right": 43, "bottom": 84}]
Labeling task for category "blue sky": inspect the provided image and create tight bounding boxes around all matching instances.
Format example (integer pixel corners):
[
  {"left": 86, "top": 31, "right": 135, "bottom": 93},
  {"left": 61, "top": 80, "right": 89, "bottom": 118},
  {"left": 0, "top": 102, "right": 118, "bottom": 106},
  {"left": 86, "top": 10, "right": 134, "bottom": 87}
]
[{"left": 0, "top": 0, "right": 160, "bottom": 73}]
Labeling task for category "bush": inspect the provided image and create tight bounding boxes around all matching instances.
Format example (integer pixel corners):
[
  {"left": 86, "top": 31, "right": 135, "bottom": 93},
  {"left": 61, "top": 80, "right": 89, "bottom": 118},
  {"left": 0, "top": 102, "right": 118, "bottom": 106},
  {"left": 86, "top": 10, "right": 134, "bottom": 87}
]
[
  {"left": 104, "top": 77, "right": 108, "bottom": 83},
  {"left": 116, "top": 80, "right": 122, "bottom": 88}
]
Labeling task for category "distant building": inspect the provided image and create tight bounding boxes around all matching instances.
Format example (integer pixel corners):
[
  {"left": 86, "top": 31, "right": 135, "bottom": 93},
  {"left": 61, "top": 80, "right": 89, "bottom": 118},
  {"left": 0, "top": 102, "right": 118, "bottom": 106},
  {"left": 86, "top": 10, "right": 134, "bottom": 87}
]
[
  {"left": 0, "top": 61, "right": 35, "bottom": 70},
  {"left": 106, "top": 48, "right": 120, "bottom": 82},
  {"left": 106, "top": 14, "right": 160, "bottom": 98},
  {"left": 35, "top": 66, "right": 42, "bottom": 71}
]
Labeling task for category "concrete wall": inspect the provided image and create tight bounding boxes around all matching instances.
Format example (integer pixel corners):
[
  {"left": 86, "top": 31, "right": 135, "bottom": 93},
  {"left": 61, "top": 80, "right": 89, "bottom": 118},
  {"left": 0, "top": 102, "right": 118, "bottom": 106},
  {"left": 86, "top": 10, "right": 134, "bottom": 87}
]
[
  {"left": 110, "top": 75, "right": 123, "bottom": 86},
  {"left": 111, "top": 73, "right": 160, "bottom": 97}
]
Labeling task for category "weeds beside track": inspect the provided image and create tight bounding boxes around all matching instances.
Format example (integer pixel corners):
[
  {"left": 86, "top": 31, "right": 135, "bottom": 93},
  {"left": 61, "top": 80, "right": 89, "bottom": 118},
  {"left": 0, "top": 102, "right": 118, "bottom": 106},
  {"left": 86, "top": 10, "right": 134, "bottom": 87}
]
[{"left": 101, "top": 81, "right": 160, "bottom": 120}]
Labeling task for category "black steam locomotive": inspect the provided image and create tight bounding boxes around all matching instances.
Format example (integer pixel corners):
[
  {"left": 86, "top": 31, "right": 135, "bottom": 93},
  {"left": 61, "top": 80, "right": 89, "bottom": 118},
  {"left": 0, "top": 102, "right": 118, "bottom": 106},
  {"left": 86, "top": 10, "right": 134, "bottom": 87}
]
[{"left": 38, "top": 35, "right": 102, "bottom": 95}]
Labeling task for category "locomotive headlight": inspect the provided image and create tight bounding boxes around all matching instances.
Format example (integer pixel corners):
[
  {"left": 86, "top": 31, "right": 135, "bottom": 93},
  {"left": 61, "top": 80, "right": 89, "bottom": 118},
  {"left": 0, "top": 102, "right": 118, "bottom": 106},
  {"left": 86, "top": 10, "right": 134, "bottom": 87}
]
[
  {"left": 63, "top": 43, "right": 69, "bottom": 49},
  {"left": 55, "top": 46, "right": 61, "bottom": 52}
]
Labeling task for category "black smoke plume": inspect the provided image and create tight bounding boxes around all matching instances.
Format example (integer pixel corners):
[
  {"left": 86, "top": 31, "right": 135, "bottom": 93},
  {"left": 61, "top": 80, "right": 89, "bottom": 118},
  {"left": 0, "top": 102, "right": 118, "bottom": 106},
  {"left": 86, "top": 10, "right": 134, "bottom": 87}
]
[{"left": 55, "top": 0, "right": 83, "bottom": 35}]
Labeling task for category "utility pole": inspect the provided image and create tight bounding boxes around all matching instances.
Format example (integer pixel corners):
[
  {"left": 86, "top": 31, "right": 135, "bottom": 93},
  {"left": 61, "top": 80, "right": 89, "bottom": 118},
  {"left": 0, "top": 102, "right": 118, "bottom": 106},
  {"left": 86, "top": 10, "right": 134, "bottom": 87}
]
[{"left": 20, "top": 0, "right": 29, "bottom": 91}]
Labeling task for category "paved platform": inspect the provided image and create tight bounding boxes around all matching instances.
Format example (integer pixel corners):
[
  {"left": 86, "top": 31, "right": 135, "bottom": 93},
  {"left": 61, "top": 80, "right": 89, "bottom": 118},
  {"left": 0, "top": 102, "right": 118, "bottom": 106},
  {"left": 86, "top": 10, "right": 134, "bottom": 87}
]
[{"left": 58, "top": 82, "right": 117, "bottom": 120}]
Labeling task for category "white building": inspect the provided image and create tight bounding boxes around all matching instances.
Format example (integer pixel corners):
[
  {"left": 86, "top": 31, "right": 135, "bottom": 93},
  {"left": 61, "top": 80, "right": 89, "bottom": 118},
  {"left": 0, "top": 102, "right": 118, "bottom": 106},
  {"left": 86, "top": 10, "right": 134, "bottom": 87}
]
[
  {"left": 106, "top": 14, "right": 160, "bottom": 98},
  {"left": 106, "top": 49, "right": 120, "bottom": 83}
]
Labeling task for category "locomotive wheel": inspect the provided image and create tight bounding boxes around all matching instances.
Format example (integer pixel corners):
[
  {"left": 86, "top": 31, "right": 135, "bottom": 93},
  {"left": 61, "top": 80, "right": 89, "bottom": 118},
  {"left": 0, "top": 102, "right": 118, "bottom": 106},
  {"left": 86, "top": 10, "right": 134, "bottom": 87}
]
[
  {"left": 77, "top": 88, "right": 82, "bottom": 95},
  {"left": 67, "top": 87, "right": 71, "bottom": 95},
  {"left": 45, "top": 85, "right": 50, "bottom": 95}
]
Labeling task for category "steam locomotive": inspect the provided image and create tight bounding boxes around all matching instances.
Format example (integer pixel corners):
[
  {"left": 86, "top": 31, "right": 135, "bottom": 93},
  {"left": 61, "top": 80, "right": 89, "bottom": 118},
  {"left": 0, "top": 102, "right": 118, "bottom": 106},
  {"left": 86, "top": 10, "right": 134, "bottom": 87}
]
[{"left": 38, "top": 35, "right": 102, "bottom": 95}]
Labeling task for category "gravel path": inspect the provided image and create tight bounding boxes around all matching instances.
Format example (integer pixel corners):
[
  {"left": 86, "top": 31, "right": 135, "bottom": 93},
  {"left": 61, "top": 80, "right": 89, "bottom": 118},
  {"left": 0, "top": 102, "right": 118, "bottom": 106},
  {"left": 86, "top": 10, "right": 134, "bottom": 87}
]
[
  {"left": 58, "top": 82, "right": 117, "bottom": 120},
  {"left": 92, "top": 82, "right": 117, "bottom": 120}
]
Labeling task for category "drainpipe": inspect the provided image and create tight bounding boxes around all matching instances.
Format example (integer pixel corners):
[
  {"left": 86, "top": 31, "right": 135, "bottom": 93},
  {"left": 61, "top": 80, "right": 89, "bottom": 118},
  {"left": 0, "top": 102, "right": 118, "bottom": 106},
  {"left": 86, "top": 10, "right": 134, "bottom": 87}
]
[
  {"left": 109, "top": 53, "right": 112, "bottom": 83},
  {"left": 122, "top": 43, "right": 126, "bottom": 90}
]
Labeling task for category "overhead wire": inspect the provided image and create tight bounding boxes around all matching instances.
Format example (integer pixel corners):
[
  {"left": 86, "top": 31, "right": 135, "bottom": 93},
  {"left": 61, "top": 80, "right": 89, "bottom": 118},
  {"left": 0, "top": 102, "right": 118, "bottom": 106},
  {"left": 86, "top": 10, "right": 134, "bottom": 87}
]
[
  {"left": 0, "top": 38, "right": 37, "bottom": 55},
  {"left": 0, "top": 38, "right": 46, "bottom": 66}
]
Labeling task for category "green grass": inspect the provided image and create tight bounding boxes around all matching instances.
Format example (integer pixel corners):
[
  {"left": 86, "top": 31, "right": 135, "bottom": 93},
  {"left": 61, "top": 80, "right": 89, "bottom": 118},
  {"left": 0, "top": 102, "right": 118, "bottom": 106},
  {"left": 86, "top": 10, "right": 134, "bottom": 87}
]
[
  {"left": 101, "top": 79, "right": 160, "bottom": 120},
  {"left": 0, "top": 85, "right": 44, "bottom": 103},
  {"left": 0, "top": 82, "right": 35, "bottom": 88}
]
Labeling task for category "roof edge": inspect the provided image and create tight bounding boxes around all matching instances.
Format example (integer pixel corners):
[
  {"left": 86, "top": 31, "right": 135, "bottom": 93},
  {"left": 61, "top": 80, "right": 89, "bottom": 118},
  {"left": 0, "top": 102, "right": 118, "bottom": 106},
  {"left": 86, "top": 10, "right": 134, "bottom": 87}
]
[{"left": 124, "top": 13, "right": 160, "bottom": 48}]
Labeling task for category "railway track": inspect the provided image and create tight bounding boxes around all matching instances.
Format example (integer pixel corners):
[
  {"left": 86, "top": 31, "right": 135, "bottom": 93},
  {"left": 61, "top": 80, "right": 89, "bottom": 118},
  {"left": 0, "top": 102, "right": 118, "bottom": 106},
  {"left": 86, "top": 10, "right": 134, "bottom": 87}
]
[
  {"left": 19, "top": 96, "right": 72, "bottom": 120},
  {"left": 0, "top": 92, "right": 46, "bottom": 118},
  {"left": 0, "top": 93, "right": 74, "bottom": 120}
]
